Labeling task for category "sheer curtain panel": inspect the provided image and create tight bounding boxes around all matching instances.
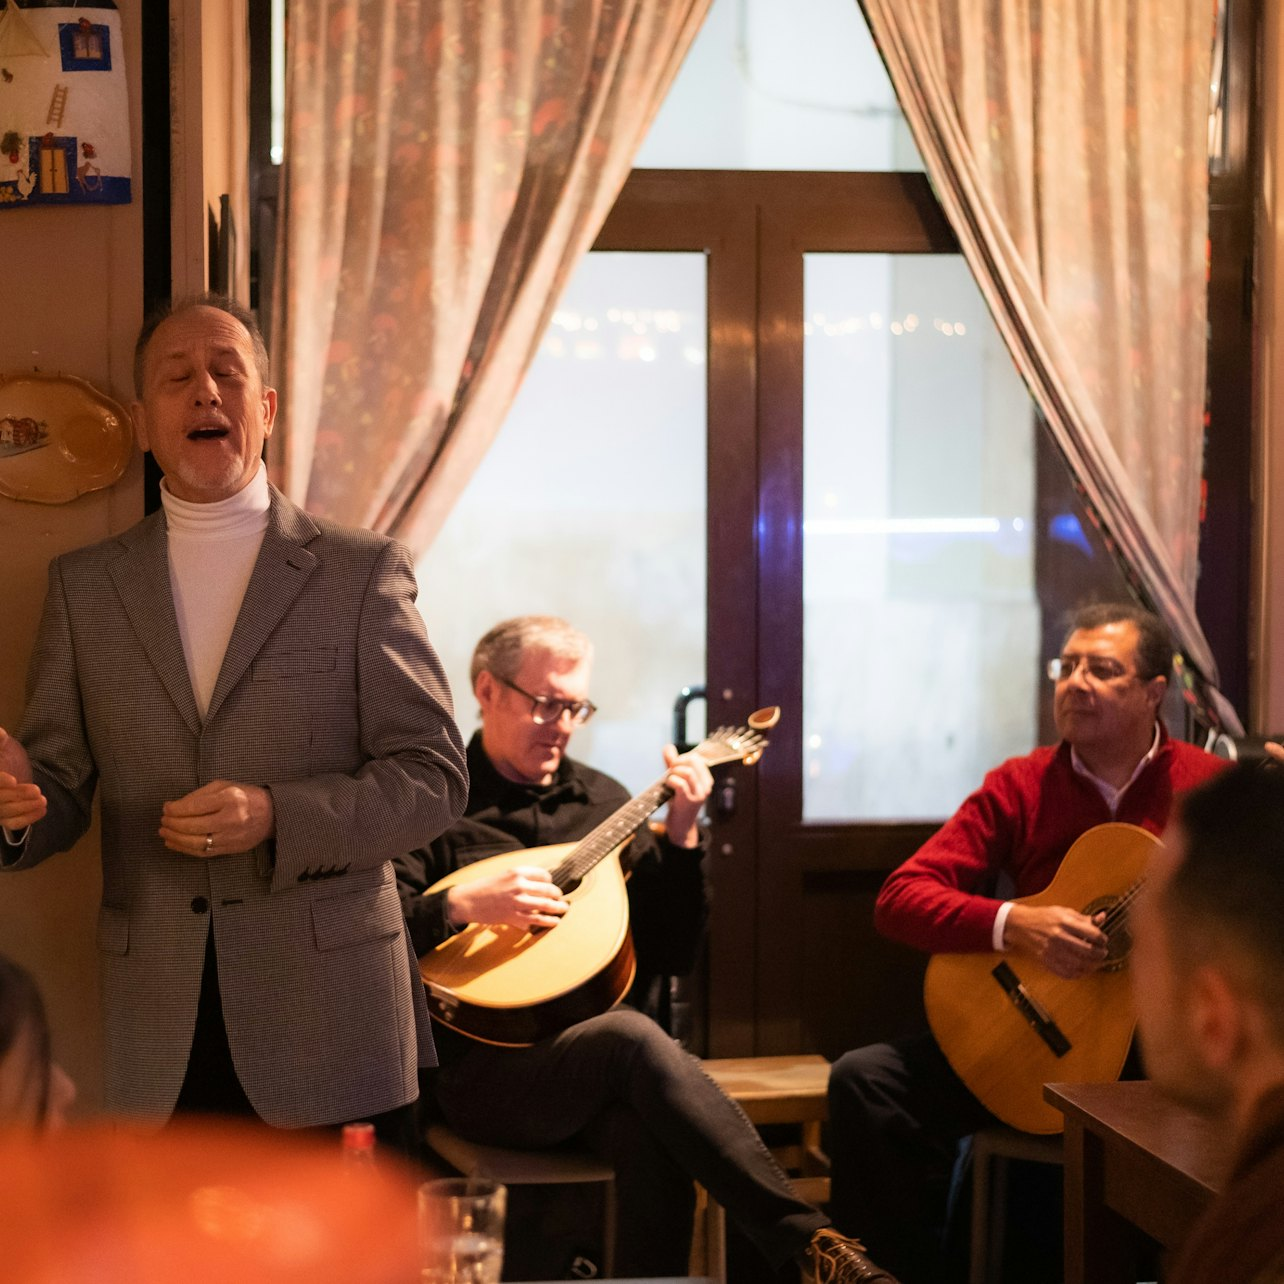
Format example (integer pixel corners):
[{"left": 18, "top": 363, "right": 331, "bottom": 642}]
[
  {"left": 273, "top": 0, "right": 710, "bottom": 548},
  {"left": 858, "top": 0, "right": 1237, "bottom": 729}
]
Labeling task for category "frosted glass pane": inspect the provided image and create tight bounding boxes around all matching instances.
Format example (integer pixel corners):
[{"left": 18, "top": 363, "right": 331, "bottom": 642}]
[
  {"left": 803, "top": 255, "right": 1038, "bottom": 822},
  {"left": 417, "top": 253, "right": 707, "bottom": 796},
  {"left": 636, "top": 0, "right": 923, "bottom": 172}
]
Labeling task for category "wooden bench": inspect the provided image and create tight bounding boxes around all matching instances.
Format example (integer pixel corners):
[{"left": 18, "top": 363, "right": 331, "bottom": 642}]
[{"left": 697, "top": 1055, "right": 832, "bottom": 1281}]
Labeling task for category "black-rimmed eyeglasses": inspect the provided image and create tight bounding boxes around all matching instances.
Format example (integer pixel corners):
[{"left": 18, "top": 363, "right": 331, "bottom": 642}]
[{"left": 498, "top": 676, "right": 597, "bottom": 726}]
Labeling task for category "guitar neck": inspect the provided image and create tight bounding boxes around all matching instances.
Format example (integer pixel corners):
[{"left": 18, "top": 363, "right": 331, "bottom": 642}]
[
  {"left": 550, "top": 780, "right": 674, "bottom": 889},
  {"left": 541, "top": 712, "right": 777, "bottom": 890}
]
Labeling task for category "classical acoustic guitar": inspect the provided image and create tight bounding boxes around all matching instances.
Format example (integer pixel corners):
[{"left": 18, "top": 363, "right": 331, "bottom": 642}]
[
  {"left": 418, "top": 708, "right": 780, "bottom": 1046},
  {"left": 923, "top": 821, "right": 1160, "bottom": 1134}
]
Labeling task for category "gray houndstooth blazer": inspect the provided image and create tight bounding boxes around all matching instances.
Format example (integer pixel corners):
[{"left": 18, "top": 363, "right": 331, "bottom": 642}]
[{"left": 2, "top": 486, "right": 468, "bottom": 1127}]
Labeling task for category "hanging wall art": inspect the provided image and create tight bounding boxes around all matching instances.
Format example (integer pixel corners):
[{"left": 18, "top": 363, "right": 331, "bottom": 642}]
[{"left": 0, "top": 0, "right": 131, "bottom": 209}]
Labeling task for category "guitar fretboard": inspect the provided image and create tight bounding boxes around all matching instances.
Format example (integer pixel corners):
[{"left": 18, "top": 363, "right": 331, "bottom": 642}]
[
  {"left": 538, "top": 719, "right": 771, "bottom": 890},
  {"left": 549, "top": 780, "right": 674, "bottom": 890}
]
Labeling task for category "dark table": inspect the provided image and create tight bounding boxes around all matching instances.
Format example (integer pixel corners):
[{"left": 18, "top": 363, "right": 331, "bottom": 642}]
[{"left": 1044, "top": 1080, "right": 1236, "bottom": 1284}]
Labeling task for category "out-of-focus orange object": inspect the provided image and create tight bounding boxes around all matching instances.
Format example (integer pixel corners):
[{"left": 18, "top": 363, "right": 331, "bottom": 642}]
[{"left": 0, "top": 1118, "right": 421, "bottom": 1283}]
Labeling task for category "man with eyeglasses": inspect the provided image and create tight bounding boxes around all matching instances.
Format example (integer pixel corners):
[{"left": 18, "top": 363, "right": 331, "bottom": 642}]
[
  {"left": 396, "top": 615, "right": 712, "bottom": 983},
  {"left": 826, "top": 601, "right": 1224, "bottom": 1284},
  {"left": 395, "top": 615, "right": 900, "bottom": 1284}
]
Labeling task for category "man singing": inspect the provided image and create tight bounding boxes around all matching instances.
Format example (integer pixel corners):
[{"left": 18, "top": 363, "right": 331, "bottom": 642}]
[{"left": 0, "top": 295, "right": 467, "bottom": 1151}]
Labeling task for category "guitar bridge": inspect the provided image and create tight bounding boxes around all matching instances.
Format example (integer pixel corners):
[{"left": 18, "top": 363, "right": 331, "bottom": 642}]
[
  {"left": 428, "top": 986, "right": 460, "bottom": 1023},
  {"left": 991, "top": 962, "right": 1071, "bottom": 1057}
]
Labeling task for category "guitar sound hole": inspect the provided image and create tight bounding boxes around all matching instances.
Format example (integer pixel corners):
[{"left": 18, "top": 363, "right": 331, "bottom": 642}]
[{"left": 1083, "top": 894, "right": 1131, "bottom": 972}]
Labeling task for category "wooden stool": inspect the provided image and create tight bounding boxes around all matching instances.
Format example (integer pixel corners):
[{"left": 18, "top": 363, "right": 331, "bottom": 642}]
[
  {"left": 424, "top": 1123, "right": 618, "bottom": 1277},
  {"left": 968, "top": 1126, "right": 1063, "bottom": 1284},
  {"left": 697, "top": 1055, "right": 832, "bottom": 1282}
]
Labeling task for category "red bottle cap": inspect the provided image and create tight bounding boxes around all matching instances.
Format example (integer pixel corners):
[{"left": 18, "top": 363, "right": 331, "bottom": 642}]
[{"left": 342, "top": 1122, "right": 376, "bottom": 1152}]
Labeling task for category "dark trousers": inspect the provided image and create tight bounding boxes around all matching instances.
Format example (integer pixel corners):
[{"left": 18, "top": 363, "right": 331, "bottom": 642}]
[
  {"left": 828, "top": 1032, "right": 998, "bottom": 1284},
  {"left": 174, "top": 927, "right": 422, "bottom": 1162},
  {"left": 432, "top": 1008, "right": 827, "bottom": 1278}
]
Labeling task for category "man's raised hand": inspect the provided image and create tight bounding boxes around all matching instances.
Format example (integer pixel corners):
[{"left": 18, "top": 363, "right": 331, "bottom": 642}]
[
  {"left": 0, "top": 728, "right": 46, "bottom": 831},
  {"left": 662, "top": 744, "right": 714, "bottom": 849}
]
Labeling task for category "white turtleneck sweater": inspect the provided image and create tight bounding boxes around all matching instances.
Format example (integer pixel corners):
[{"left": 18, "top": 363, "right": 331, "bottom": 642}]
[{"left": 162, "top": 462, "right": 271, "bottom": 720}]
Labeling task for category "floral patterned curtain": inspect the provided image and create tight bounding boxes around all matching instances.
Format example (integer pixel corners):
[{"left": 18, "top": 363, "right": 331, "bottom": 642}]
[
  {"left": 858, "top": 0, "right": 1239, "bottom": 731},
  {"left": 273, "top": 0, "right": 710, "bottom": 549}
]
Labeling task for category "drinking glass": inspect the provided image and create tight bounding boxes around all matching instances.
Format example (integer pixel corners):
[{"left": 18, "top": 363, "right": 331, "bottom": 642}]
[{"left": 418, "top": 1177, "right": 506, "bottom": 1284}]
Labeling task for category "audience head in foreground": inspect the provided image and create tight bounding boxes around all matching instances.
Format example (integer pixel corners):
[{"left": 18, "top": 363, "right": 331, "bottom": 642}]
[
  {"left": 0, "top": 953, "right": 74, "bottom": 1129},
  {"left": 1133, "top": 764, "right": 1284, "bottom": 1284},
  {"left": 1134, "top": 764, "right": 1284, "bottom": 1122}
]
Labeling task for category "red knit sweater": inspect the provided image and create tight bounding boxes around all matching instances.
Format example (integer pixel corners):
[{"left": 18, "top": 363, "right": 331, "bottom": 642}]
[{"left": 874, "top": 730, "right": 1225, "bottom": 954}]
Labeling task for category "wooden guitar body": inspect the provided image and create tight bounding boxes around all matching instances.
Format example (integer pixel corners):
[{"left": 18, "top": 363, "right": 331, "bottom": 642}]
[
  {"left": 924, "top": 822, "right": 1160, "bottom": 1134},
  {"left": 419, "top": 842, "right": 636, "bottom": 1047}
]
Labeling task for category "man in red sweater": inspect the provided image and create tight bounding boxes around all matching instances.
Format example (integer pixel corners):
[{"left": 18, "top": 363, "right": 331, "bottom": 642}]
[{"left": 827, "top": 602, "right": 1224, "bottom": 1283}]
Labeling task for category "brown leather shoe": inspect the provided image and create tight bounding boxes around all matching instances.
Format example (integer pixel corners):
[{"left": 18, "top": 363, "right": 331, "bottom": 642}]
[{"left": 807, "top": 1227, "right": 901, "bottom": 1284}]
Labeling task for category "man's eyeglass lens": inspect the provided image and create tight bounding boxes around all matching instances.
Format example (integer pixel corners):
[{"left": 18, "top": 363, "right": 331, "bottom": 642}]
[
  {"left": 531, "top": 697, "right": 595, "bottom": 725},
  {"left": 1046, "top": 655, "right": 1128, "bottom": 683},
  {"left": 500, "top": 677, "right": 596, "bottom": 725}
]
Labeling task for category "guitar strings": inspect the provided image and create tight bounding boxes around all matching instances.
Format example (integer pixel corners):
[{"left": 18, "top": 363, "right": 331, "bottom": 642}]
[
  {"left": 551, "top": 785, "right": 672, "bottom": 885},
  {"left": 1097, "top": 880, "right": 1144, "bottom": 937}
]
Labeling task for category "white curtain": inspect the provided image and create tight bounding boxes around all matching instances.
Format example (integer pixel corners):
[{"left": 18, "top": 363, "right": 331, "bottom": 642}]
[
  {"left": 859, "top": 0, "right": 1238, "bottom": 730},
  {"left": 273, "top": 0, "right": 711, "bottom": 552}
]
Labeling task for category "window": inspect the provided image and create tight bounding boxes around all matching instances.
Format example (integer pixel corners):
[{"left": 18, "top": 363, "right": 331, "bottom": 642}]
[
  {"left": 636, "top": 0, "right": 922, "bottom": 172},
  {"left": 416, "top": 253, "right": 708, "bottom": 792}
]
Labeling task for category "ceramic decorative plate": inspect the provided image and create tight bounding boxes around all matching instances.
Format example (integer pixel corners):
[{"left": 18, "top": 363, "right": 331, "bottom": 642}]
[{"left": 0, "top": 371, "right": 134, "bottom": 503}]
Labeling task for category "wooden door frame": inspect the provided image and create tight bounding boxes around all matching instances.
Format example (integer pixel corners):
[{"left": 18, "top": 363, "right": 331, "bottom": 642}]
[
  {"left": 595, "top": 175, "right": 760, "bottom": 1052},
  {"left": 1198, "top": 0, "right": 1259, "bottom": 717}
]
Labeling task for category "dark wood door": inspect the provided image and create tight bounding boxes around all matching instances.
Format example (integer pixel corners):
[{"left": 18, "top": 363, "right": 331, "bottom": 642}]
[{"left": 596, "top": 171, "right": 961, "bottom": 1058}]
